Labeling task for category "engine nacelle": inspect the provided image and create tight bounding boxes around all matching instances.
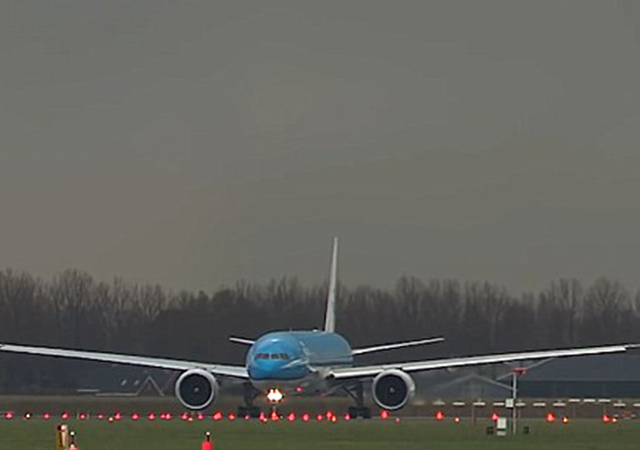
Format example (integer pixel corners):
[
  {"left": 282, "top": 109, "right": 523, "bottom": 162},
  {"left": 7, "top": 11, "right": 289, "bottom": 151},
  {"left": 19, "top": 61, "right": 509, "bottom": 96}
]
[
  {"left": 175, "top": 369, "right": 219, "bottom": 411},
  {"left": 372, "top": 369, "right": 416, "bottom": 411}
]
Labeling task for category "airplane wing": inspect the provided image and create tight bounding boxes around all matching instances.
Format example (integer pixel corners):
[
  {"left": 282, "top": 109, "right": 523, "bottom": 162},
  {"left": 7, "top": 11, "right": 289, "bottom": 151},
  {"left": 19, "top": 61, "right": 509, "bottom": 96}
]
[
  {"left": 330, "top": 343, "right": 637, "bottom": 380},
  {"left": 352, "top": 337, "right": 444, "bottom": 356},
  {"left": 0, "top": 343, "right": 248, "bottom": 379}
]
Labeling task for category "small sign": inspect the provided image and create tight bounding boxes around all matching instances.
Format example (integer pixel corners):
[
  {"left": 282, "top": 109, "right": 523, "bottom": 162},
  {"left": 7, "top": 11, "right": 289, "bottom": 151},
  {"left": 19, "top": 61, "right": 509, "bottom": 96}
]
[{"left": 496, "top": 417, "right": 508, "bottom": 437}]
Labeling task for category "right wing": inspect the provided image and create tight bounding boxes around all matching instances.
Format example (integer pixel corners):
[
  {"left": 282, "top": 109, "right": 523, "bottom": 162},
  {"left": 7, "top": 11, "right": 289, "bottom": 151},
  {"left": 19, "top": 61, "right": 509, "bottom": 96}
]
[
  {"left": 0, "top": 343, "right": 248, "bottom": 379},
  {"left": 331, "top": 343, "right": 637, "bottom": 380}
]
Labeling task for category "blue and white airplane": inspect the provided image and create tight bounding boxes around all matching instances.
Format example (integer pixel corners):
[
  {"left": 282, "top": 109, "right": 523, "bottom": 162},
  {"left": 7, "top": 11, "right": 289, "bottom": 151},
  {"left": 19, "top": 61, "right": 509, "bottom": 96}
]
[{"left": 1, "top": 239, "right": 636, "bottom": 417}]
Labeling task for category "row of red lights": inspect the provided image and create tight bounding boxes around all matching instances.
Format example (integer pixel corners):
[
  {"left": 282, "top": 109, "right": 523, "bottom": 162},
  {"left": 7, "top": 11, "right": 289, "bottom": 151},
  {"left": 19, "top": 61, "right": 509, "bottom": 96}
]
[
  {"left": 5, "top": 410, "right": 619, "bottom": 423},
  {"left": 3, "top": 411, "right": 396, "bottom": 423}
]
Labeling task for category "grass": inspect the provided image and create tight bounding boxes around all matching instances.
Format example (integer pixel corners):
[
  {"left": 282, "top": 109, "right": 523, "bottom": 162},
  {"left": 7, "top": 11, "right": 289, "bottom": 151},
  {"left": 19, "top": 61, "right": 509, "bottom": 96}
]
[{"left": 1, "top": 417, "right": 639, "bottom": 450}]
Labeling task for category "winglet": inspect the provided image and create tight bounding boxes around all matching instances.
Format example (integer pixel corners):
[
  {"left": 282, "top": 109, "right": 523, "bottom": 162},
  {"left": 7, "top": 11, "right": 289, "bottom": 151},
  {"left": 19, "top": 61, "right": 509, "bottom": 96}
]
[{"left": 323, "top": 237, "right": 339, "bottom": 333}]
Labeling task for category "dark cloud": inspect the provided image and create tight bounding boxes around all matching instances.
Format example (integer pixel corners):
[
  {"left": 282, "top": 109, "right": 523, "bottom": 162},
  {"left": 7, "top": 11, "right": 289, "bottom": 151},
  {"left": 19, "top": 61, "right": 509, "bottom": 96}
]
[{"left": 1, "top": 1, "right": 639, "bottom": 292}]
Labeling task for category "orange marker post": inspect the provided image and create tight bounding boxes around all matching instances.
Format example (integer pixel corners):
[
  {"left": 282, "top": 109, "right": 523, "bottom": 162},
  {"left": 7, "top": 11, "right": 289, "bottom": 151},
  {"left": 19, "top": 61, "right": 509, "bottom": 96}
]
[{"left": 202, "top": 431, "right": 213, "bottom": 450}]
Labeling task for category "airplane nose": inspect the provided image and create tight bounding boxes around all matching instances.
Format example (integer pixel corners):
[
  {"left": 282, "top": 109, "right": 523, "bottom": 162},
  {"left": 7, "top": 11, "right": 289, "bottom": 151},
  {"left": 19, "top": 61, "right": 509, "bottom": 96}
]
[{"left": 249, "top": 361, "right": 282, "bottom": 380}]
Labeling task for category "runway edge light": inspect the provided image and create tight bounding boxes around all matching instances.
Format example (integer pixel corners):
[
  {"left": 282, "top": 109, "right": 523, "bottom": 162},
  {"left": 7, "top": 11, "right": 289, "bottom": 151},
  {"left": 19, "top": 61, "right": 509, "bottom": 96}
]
[{"left": 69, "top": 430, "right": 79, "bottom": 450}]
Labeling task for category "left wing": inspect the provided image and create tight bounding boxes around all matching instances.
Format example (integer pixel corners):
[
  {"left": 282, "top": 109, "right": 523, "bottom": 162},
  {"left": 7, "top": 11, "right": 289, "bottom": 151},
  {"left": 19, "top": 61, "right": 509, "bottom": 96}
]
[
  {"left": 0, "top": 343, "right": 248, "bottom": 379},
  {"left": 331, "top": 343, "right": 637, "bottom": 380}
]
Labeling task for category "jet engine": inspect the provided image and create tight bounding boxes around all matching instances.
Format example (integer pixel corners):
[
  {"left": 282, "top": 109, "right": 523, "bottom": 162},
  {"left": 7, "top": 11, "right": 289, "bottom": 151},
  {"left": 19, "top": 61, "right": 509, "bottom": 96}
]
[
  {"left": 371, "top": 369, "right": 416, "bottom": 411},
  {"left": 175, "top": 368, "right": 219, "bottom": 410}
]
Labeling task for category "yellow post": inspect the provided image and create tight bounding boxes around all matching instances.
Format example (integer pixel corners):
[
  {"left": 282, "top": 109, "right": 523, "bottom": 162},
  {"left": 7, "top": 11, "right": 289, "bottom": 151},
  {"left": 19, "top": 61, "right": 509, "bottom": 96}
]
[{"left": 56, "top": 424, "right": 70, "bottom": 450}]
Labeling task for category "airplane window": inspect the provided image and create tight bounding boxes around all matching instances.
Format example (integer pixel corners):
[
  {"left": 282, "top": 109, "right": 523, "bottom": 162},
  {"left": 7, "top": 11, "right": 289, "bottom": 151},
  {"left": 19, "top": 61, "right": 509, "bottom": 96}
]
[
  {"left": 270, "top": 353, "right": 279, "bottom": 359},
  {"left": 280, "top": 353, "right": 289, "bottom": 360}
]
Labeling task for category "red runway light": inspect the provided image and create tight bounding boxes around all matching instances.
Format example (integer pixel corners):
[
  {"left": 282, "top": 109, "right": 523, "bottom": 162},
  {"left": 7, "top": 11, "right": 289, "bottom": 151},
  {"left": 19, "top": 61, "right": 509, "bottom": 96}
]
[
  {"left": 562, "top": 416, "right": 569, "bottom": 424},
  {"left": 43, "top": 413, "right": 51, "bottom": 420},
  {"left": 546, "top": 412, "right": 556, "bottom": 423},
  {"left": 131, "top": 413, "right": 140, "bottom": 421},
  {"left": 325, "top": 411, "right": 334, "bottom": 419},
  {"left": 244, "top": 414, "right": 250, "bottom": 420},
  {"left": 213, "top": 411, "right": 223, "bottom": 421},
  {"left": 330, "top": 416, "right": 337, "bottom": 423},
  {"left": 148, "top": 413, "right": 156, "bottom": 420},
  {"left": 491, "top": 413, "right": 499, "bottom": 421},
  {"left": 165, "top": 413, "right": 172, "bottom": 421},
  {"left": 79, "top": 413, "right": 87, "bottom": 420},
  {"left": 343, "top": 414, "right": 351, "bottom": 421},
  {"left": 302, "top": 413, "right": 310, "bottom": 422},
  {"left": 394, "top": 417, "right": 401, "bottom": 424},
  {"left": 5, "top": 412, "right": 13, "bottom": 420},
  {"left": 97, "top": 414, "right": 105, "bottom": 420},
  {"left": 316, "top": 414, "right": 324, "bottom": 421},
  {"left": 228, "top": 413, "right": 236, "bottom": 421},
  {"left": 454, "top": 416, "right": 461, "bottom": 424},
  {"left": 270, "top": 411, "right": 279, "bottom": 421},
  {"left": 197, "top": 413, "right": 205, "bottom": 420},
  {"left": 381, "top": 410, "right": 390, "bottom": 420},
  {"left": 61, "top": 412, "right": 70, "bottom": 420},
  {"left": 114, "top": 412, "right": 122, "bottom": 421},
  {"left": 435, "top": 411, "right": 444, "bottom": 421},
  {"left": 181, "top": 412, "right": 190, "bottom": 421},
  {"left": 287, "top": 413, "right": 296, "bottom": 421},
  {"left": 259, "top": 412, "right": 266, "bottom": 421}
]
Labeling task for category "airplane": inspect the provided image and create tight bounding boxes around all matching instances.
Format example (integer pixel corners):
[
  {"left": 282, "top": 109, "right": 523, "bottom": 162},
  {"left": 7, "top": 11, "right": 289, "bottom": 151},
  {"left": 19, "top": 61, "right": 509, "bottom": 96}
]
[{"left": 0, "top": 238, "right": 637, "bottom": 418}]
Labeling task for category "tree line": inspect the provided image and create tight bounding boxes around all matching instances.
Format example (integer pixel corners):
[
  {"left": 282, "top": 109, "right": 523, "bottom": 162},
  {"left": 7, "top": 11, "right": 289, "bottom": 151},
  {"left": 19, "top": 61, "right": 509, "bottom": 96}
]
[{"left": 1, "top": 268, "right": 639, "bottom": 392}]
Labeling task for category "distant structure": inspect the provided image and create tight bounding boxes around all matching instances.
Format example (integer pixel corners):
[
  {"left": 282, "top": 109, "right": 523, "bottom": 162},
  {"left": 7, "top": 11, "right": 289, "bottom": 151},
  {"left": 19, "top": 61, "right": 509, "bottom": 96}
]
[
  {"left": 76, "top": 367, "right": 171, "bottom": 397},
  {"left": 516, "top": 354, "right": 640, "bottom": 398},
  {"left": 411, "top": 354, "right": 640, "bottom": 400},
  {"left": 413, "top": 370, "right": 511, "bottom": 399}
]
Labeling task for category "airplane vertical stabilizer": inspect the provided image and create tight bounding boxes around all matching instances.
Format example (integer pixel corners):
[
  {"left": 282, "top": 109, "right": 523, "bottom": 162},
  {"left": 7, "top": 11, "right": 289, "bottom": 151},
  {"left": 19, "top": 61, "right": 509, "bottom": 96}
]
[{"left": 323, "top": 237, "right": 339, "bottom": 333}]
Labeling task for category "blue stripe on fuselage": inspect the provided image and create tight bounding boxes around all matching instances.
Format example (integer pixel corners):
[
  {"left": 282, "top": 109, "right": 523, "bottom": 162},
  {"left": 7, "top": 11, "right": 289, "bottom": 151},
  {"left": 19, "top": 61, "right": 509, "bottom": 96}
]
[{"left": 246, "top": 331, "right": 353, "bottom": 381}]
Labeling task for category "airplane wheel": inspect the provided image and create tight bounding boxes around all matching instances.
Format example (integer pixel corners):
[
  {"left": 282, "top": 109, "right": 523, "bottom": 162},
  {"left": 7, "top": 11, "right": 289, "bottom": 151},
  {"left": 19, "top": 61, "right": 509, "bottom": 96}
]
[
  {"left": 348, "top": 406, "right": 371, "bottom": 419},
  {"left": 238, "top": 406, "right": 261, "bottom": 418}
]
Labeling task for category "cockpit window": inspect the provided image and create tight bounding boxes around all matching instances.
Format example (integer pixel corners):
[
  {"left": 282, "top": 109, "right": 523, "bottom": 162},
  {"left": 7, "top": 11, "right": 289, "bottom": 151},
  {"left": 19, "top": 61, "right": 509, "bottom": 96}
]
[{"left": 255, "top": 352, "right": 290, "bottom": 360}]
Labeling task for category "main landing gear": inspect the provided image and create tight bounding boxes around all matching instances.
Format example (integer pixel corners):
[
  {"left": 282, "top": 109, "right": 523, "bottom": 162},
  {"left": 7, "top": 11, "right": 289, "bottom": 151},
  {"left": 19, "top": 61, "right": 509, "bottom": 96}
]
[
  {"left": 344, "top": 382, "right": 371, "bottom": 419},
  {"left": 237, "top": 382, "right": 262, "bottom": 418}
]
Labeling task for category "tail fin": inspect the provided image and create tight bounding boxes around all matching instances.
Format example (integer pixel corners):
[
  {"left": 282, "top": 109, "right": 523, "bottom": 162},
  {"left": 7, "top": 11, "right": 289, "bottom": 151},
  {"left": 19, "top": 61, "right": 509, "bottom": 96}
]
[{"left": 323, "top": 237, "right": 339, "bottom": 333}]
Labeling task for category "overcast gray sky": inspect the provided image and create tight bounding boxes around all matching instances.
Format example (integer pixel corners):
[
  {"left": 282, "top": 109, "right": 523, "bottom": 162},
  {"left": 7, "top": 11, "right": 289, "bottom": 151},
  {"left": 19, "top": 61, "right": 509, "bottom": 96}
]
[{"left": 1, "top": 1, "right": 640, "bottom": 293}]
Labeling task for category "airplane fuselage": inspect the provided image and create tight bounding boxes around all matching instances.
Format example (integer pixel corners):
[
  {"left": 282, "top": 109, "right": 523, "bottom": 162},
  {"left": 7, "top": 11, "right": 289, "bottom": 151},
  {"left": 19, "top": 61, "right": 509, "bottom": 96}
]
[{"left": 246, "top": 331, "right": 352, "bottom": 394}]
